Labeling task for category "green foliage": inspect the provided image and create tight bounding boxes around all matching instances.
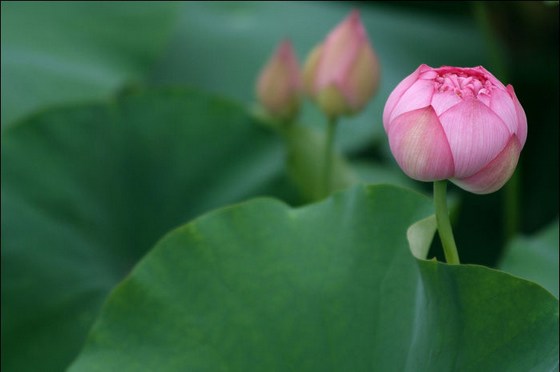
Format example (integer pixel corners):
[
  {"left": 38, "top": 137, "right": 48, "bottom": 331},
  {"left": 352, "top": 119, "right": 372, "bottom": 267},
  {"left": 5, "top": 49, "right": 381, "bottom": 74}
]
[
  {"left": 1, "top": 89, "right": 291, "bottom": 372},
  {"left": 68, "top": 185, "right": 558, "bottom": 371},
  {"left": 499, "top": 221, "right": 559, "bottom": 297},
  {"left": 1, "top": 2, "right": 178, "bottom": 126}
]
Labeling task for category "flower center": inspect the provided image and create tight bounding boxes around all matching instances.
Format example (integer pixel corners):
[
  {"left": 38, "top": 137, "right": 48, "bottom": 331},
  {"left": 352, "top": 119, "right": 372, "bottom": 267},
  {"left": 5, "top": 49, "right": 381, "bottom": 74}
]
[{"left": 435, "top": 71, "right": 493, "bottom": 99}]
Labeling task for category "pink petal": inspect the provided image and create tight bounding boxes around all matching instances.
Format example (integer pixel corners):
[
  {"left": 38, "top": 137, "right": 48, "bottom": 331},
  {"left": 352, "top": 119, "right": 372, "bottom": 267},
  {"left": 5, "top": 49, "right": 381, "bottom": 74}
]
[
  {"left": 342, "top": 43, "right": 379, "bottom": 111},
  {"left": 452, "top": 135, "right": 521, "bottom": 194},
  {"left": 489, "top": 87, "right": 518, "bottom": 135},
  {"left": 432, "top": 65, "right": 507, "bottom": 92},
  {"left": 476, "top": 65, "right": 507, "bottom": 90},
  {"left": 387, "top": 78, "right": 435, "bottom": 124},
  {"left": 507, "top": 85, "right": 527, "bottom": 146},
  {"left": 431, "top": 90, "right": 462, "bottom": 116},
  {"left": 383, "top": 64, "right": 431, "bottom": 131},
  {"left": 316, "top": 10, "right": 363, "bottom": 92},
  {"left": 477, "top": 91, "right": 491, "bottom": 107},
  {"left": 419, "top": 69, "right": 438, "bottom": 80},
  {"left": 388, "top": 106, "right": 455, "bottom": 181},
  {"left": 439, "top": 98, "right": 511, "bottom": 178}
]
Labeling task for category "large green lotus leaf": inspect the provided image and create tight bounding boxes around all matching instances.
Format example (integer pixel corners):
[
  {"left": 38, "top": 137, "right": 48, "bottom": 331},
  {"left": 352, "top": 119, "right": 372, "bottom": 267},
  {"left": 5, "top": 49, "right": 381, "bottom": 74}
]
[
  {"left": 1, "top": 2, "right": 179, "bottom": 127},
  {"left": 68, "top": 185, "right": 558, "bottom": 371},
  {"left": 0, "top": 89, "right": 293, "bottom": 372},
  {"left": 151, "top": 2, "right": 489, "bottom": 152},
  {"left": 499, "top": 220, "right": 559, "bottom": 298}
]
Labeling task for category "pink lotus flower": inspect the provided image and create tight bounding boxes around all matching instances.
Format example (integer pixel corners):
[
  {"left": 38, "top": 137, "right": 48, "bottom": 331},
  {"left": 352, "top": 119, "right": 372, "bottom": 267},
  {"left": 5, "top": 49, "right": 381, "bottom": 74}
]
[
  {"left": 256, "top": 40, "right": 302, "bottom": 120},
  {"left": 304, "top": 10, "right": 380, "bottom": 117},
  {"left": 383, "top": 65, "right": 527, "bottom": 194}
]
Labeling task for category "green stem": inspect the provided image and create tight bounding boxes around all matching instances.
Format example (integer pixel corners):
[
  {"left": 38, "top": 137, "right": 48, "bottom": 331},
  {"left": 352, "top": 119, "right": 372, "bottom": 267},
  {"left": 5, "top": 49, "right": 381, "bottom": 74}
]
[
  {"left": 321, "top": 116, "right": 338, "bottom": 198},
  {"left": 434, "top": 180, "right": 460, "bottom": 265}
]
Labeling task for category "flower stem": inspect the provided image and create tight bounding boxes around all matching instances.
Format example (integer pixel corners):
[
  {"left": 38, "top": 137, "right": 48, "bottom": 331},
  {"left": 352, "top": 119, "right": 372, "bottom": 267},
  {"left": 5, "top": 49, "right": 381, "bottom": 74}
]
[
  {"left": 434, "top": 180, "right": 460, "bottom": 265},
  {"left": 321, "top": 116, "right": 338, "bottom": 198}
]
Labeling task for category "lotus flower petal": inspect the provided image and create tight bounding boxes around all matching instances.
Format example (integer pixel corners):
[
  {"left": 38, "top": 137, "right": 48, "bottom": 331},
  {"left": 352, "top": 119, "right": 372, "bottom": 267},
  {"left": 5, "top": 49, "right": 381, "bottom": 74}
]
[
  {"left": 343, "top": 43, "right": 379, "bottom": 111},
  {"left": 452, "top": 136, "right": 521, "bottom": 194},
  {"left": 439, "top": 98, "right": 511, "bottom": 178},
  {"left": 383, "top": 64, "right": 429, "bottom": 130},
  {"left": 508, "top": 85, "right": 528, "bottom": 146},
  {"left": 430, "top": 90, "right": 462, "bottom": 116},
  {"left": 478, "top": 65, "right": 508, "bottom": 90},
  {"left": 489, "top": 87, "right": 518, "bottom": 135},
  {"left": 388, "top": 79, "right": 435, "bottom": 125},
  {"left": 316, "top": 10, "right": 363, "bottom": 91},
  {"left": 388, "top": 106, "right": 455, "bottom": 181}
]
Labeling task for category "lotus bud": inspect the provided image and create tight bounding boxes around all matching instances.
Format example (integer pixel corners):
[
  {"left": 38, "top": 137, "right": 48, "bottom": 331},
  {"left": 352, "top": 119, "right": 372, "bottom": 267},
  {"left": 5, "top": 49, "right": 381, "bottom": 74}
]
[
  {"left": 256, "top": 40, "right": 302, "bottom": 120},
  {"left": 383, "top": 65, "right": 527, "bottom": 194},
  {"left": 303, "top": 10, "right": 380, "bottom": 117}
]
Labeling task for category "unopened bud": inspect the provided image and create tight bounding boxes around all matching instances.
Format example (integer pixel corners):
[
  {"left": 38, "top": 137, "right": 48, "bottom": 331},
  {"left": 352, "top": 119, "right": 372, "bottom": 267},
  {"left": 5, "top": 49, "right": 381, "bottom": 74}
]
[
  {"left": 256, "top": 40, "right": 302, "bottom": 120},
  {"left": 304, "top": 10, "right": 380, "bottom": 117}
]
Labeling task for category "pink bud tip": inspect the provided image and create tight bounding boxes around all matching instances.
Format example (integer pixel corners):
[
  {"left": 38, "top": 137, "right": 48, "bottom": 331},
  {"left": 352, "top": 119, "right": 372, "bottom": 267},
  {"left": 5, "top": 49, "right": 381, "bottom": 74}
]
[{"left": 256, "top": 40, "right": 302, "bottom": 120}]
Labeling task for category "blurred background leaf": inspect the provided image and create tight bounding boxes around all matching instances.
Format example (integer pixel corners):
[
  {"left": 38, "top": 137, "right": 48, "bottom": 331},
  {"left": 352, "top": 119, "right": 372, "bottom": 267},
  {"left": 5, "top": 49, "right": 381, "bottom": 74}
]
[
  {"left": 150, "top": 1, "right": 489, "bottom": 153},
  {"left": 1, "top": 1, "right": 179, "bottom": 127},
  {"left": 1, "top": 89, "right": 295, "bottom": 372},
  {"left": 499, "top": 220, "right": 559, "bottom": 298}
]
